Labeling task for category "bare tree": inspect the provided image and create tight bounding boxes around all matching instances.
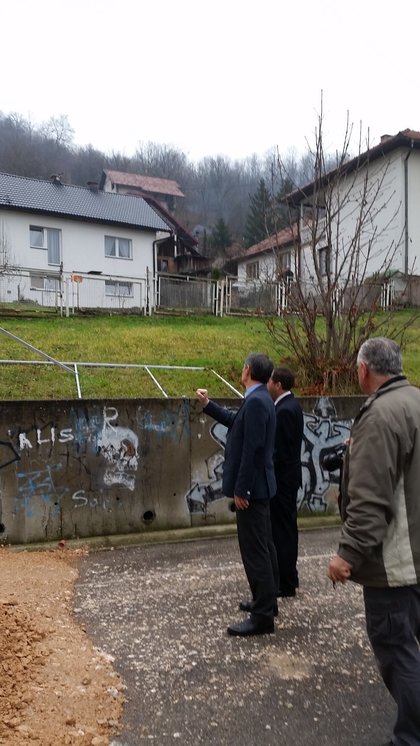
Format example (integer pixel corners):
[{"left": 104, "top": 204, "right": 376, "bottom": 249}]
[
  {"left": 268, "top": 101, "right": 418, "bottom": 393},
  {"left": 40, "top": 114, "right": 75, "bottom": 148}
]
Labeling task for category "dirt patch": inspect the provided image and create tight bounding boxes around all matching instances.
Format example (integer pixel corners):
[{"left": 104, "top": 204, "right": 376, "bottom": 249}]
[{"left": 0, "top": 546, "right": 123, "bottom": 745}]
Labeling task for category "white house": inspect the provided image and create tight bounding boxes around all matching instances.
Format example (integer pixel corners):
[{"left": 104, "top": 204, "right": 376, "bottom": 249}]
[
  {"left": 237, "top": 226, "right": 297, "bottom": 286},
  {"left": 233, "top": 227, "right": 297, "bottom": 314},
  {"left": 0, "top": 171, "right": 172, "bottom": 311},
  {"left": 284, "top": 128, "right": 420, "bottom": 307},
  {"left": 235, "top": 130, "right": 420, "bottom": 311}
]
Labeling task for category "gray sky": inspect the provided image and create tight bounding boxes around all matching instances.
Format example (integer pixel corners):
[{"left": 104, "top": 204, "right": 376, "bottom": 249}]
[{"left": 2, "top": 0, "right": 419, "bottom": 162}]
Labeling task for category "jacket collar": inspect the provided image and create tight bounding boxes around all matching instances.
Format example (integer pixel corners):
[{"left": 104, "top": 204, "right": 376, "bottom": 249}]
[{"left": 244, "top": 383, "right": 264, "bottom": 398}]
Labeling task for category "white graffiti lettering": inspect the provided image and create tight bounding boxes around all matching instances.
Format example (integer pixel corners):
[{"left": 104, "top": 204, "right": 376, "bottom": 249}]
[
  {"left": 72, "top": 489, "right": 88, "bottom": 508},
  {"left": 19, "top": 433, "right": 32, "bottom": 450},
  {"left": 71, "top": 489, "right": 111, "bottom": 510},
  {"left": 37, "top": 427, "right": 55, "bottom": 445},
  {"left": 18, "top": 427, "right": 74, "bottom": 450}
]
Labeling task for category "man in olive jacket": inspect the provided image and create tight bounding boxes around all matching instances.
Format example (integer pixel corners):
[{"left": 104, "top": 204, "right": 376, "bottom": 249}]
[
  {"left": 196, "top": 352, "right": 278, "bottom": 637},
  {"left": 328, "top": 337, "right": 420, "bottom": 746}
]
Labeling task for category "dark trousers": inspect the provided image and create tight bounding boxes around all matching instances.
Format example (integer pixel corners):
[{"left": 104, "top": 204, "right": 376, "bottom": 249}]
[
  {"left": 270, "top": 487, "right": 299, "bottom": 594},
  {"left": 363, "top": 584, "right": 420, "bottom": 746},
  {"left": 236, "top": 499, "right": 278, "bottom": 620}
]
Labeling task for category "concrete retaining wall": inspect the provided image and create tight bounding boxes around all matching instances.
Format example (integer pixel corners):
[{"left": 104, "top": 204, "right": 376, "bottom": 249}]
[{"left": 0, "top": 395, "right": 364, "bottom": 544}]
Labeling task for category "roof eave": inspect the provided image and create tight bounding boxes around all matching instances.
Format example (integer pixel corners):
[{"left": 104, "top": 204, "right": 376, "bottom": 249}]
[
  {"left": 284, "top": 130, "right": 420, "bottom": 206},
  {"left": 0, "top": 203, "right": 171, "bottom": 233}
]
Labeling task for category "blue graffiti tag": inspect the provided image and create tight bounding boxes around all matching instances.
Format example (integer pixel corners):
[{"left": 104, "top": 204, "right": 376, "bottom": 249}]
[{"left": 15, "top": 463, "right": 69, "bottom": 518}]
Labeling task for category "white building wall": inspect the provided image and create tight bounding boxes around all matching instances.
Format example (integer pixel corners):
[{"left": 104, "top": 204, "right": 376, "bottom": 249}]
[
  {"left": 299, "top": 149, "right": 407, "bottom": 293},
  {"left": 0, "top": 210, "right": 159, "bottom": 310},
  {"left": 102, "top": 175, "right": 142, "bottom": 197},
  {"left": 237, "top": 253, "right": 277, "bottom": 286},
  {"left": 406, "top": 149, "right": 420, "bottom": 275},
  {"left": 235, "top": 146, "right": 420, "bottom": 307},
  {"left": 237, "top": 262, "right": 247, "bottom": 285},
  {"left": 102, "top": 175, "right": 117, "bottom": 193}
]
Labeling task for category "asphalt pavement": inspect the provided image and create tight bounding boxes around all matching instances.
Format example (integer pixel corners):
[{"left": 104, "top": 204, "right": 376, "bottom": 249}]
[{"left": 73, "top": 527, "right": 395, "bottom": 746}]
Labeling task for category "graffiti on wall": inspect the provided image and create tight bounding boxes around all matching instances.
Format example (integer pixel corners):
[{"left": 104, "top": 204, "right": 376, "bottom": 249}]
[
  {"left": 187, "top": 398, "right": 352, "bottom": 514},
  {"left": 0, "top": 406, "right": 140, "bottom": 531},
  {"left": 97, "top": 407, "right": 138, "bottom": 491},
  {"left": 0, "top": 396, "right": 355, "bottom": 543},
  {"left": 15, "top": 463, "right": 69, "bottom": 521},
  {"left": 186, "top": 421, "right": 227, "bottom": 512},
  {"left": 299, "top": 397, "right": 352, "bottom": 512},
  {"left": 0, "top": 440, "right": 20, "bottom": 532}
]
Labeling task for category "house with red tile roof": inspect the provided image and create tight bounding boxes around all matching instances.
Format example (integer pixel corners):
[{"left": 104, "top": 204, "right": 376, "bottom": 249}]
[
  {"left": 100, "top": 170, "right": 184, "bottom": 213},
  {"left": 236, "top": 225, "right": 298, "bottom": 287},
  {"left": 234, "top": 130, "right": 420, "bottom": 310},
  {"left": 100, "top": 170, "right": 207, "bottom": 276}
]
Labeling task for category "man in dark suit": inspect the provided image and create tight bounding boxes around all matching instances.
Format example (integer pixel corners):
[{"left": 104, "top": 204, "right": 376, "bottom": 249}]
[
  {"left": 196, "top": 352, "right": 278, "bottom": 637},
  {"left": 267, "top": 367, "right": 304, "bottom": 598}
]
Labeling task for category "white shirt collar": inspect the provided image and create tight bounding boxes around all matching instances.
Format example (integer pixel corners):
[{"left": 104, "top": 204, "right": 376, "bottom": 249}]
[{"left": 274, "top": 390, "right": 292, "bottom": 406}]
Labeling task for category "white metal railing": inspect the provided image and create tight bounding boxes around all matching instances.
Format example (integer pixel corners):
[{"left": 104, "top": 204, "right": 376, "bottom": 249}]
[
  {"left": 380, "top": 279, "right": 395, "bottom": 310},
  {"left": 0, "top": 267, "right": 299, "bottom": 317},
  {"left": 0, "top": 267, "right": 148, "bottom": 315}
]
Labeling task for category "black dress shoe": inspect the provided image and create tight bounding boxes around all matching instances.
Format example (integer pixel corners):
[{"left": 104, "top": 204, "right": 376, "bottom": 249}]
[
  {"left": 277, "top": 589, "right": 296, "bottom": 598},
  {"left": 239, "top": 600, "right": 278, "bottom": 616},
  {"left": 227, "top": 618, "right": 274, "bottom": 636}
]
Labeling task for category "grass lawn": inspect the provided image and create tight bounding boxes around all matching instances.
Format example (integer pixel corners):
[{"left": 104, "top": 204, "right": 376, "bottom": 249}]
[
  {"left": 0, "top": 310, "right": 419, "bottom": 400},
  {"left": 0, "top": 314, "right": 287, "bottom": 399}
]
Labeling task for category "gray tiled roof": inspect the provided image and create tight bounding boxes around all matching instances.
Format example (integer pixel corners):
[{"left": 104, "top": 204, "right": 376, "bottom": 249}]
[{"left": 0, "top": 172, "right": 171, "bottom": 232}]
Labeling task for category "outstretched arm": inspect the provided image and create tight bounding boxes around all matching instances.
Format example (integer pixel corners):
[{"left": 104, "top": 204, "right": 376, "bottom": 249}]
[{"left": 196, "top": 389, "right": 237, "bottom": 428}]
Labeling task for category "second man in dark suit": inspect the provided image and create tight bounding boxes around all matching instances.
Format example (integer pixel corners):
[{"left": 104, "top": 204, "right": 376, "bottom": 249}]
[{"left": 267, "top": 367, "right": 304, "bottom": 598}]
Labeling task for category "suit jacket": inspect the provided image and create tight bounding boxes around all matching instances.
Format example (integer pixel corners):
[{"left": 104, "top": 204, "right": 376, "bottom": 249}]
[
  {"left": 273, "top": 393, "right": 304, "bottom": 493},
  {"left": 204, "top": 384, "right": 276, "bottom": 500}
]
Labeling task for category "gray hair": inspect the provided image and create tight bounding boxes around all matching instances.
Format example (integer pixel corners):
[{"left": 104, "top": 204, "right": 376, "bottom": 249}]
[
  {"left": 357, "top": 337, "right": 402, "bottom": 376},
  {"left": 244, "top": 352, "right": 274, "bottom": 384}
]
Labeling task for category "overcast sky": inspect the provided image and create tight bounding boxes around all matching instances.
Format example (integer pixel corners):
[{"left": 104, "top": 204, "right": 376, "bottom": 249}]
[{"left": 2, "top": 0, "right": 419, "bottom": 163}]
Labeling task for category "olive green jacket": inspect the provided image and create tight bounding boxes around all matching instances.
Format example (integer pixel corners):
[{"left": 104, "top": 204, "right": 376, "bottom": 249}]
[{"left": 338, "top": 377, "right": 420, "bottom": 587}]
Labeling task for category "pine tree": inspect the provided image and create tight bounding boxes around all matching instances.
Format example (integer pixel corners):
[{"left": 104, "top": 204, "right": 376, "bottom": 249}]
[
  {"left": 243, "top": 179, "right": 277, "bottom": 248},
  {"left": 210, "top": 217, "right": 232, "bottom": 252}
]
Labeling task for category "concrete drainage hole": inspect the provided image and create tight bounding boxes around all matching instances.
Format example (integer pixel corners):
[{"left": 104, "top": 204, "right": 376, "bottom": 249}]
[{"left": 142, "top": 510, "right": 156, "bottom": 524}]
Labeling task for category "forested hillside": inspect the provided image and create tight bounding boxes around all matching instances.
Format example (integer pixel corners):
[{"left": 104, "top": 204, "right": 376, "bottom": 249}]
[{"left": 0, "top": 110, "right": 312, "bottom": 253}]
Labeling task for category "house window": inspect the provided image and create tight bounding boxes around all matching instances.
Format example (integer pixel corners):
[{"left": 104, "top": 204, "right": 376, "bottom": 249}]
[
  {"left": 30, "top": 226, "right": 61, "bottom": 265},
  {"left": 246, "top": 261, "right": 259, "bottom": 280},
  {"left": 105, "top": 236, "right": 132, "bottom": 259},
  {"left": 105, "top": 281, "right": 133, "bottom": 297},
  {"left": 278, "top": 251, "right": 291, "bottom": 272},
  {"left": 30, "top": 227, "right": 45, "bottom": 248},
  {"left": 318, "top": 246, "right": 330, "bottom": 276},
  {"left": 30, "top": 275, "right": 60, "bottom": 291},
  {"left": 302, "top": 205, "right": 326, "bottom": 222}
]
